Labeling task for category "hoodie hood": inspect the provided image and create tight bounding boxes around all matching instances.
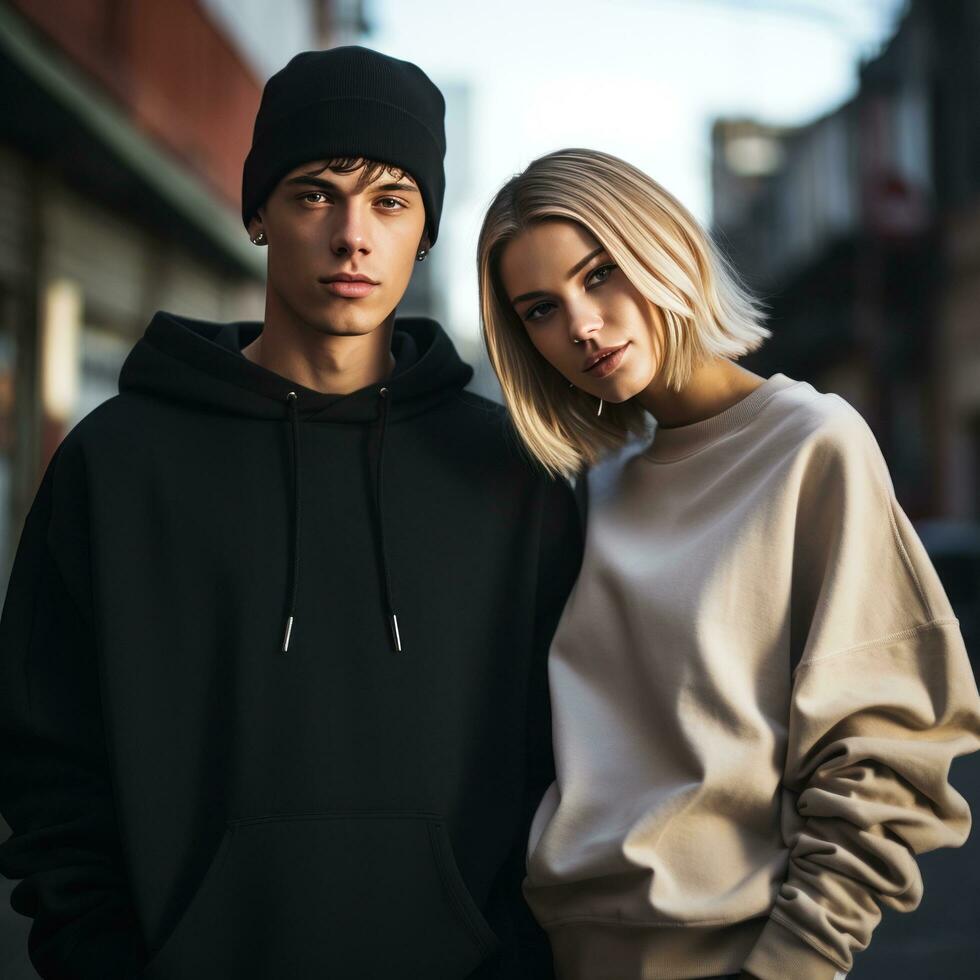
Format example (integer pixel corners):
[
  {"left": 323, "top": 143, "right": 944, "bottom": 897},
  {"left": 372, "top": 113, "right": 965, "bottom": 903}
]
[
  {"left": 119, "top": 310, "right": 474, "bottom": 656},
  {"left": 119, "top": 310, "right": 473, "bottom": 422}
]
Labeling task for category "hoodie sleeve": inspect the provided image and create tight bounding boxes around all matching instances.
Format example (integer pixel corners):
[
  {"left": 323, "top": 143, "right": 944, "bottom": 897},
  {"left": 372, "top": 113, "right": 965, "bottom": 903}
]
[
  {"left": 0, "top": 438, "right": 145, "bottom": 980},
  {"left": 742, "top": 403, "right": 980, "bottom": 980}
]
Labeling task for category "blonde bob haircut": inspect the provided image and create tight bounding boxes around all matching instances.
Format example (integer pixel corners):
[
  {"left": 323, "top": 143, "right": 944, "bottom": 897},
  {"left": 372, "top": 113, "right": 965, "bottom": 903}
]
[{"left": 478, "top": 148, "right": 771, "bottom": 479}]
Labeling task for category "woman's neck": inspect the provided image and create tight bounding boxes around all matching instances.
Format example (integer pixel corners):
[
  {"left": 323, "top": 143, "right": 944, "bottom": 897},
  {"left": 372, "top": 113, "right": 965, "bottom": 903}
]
[{"left": 635, "top": 357, "right": 767, "bottom": 429}]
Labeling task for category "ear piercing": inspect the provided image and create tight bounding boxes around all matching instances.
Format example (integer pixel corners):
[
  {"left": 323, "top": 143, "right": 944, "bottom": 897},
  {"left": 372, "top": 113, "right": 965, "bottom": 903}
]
[
  {"left": 251, "top": 231, "right": 266, "bottom": 245},
  {"left": 416, "top": 248, "right": 428, "bottom": 262}
]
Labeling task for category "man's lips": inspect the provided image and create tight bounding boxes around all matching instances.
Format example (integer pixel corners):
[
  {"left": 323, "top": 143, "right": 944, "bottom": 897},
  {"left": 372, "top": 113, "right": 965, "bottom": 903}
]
[
  {"left": 583, "top": 342, "right": 630, "bottom": 377},
  {"left": 318, "top": 273, "right": 379, "bottom": 298}
]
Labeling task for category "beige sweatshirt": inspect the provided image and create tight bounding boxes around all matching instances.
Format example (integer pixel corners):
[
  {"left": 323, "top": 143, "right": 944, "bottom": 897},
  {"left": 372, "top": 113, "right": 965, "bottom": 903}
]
[{"left": 524, "top": 372, "right": 980, "bottom": 980}]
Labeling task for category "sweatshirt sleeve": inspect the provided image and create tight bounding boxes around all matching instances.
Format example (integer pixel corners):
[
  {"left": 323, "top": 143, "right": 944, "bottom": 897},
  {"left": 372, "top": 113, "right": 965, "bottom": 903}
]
[
  {"left": 742, "top": 401, "right": 980, "bottom": 980},
  {"left": 0, "top": 438, "right": 145, "bottom": 980}
]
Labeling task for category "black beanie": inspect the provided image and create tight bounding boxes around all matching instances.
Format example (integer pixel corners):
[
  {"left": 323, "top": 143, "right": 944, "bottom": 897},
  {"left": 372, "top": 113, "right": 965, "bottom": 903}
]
[{"left": 241, "top": 46, "right": 446, "bottom": 245}]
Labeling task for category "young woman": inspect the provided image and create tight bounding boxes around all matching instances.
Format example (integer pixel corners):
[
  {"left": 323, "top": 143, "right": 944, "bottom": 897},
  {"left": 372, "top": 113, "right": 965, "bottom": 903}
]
[{"left": 477, "top": 148, "right": 980, "bottom": 980}]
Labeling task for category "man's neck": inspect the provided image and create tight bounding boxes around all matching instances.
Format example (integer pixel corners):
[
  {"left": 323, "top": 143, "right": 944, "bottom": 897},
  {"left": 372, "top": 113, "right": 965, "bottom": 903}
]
[{"left": 241, "top": 301, "right": 397, "bottom": 396}]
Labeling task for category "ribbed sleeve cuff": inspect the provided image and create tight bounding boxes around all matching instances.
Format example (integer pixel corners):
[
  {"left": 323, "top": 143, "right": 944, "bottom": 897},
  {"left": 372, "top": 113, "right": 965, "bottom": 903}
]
[{"left": 742, "top": 918, "right": 848, "bottom": 980}]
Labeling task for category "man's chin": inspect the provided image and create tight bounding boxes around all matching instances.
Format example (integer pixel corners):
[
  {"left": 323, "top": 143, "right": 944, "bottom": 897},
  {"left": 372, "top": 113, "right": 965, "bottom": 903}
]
[{"left": 305, "top": 305, "right": 392, "bottom": 337}]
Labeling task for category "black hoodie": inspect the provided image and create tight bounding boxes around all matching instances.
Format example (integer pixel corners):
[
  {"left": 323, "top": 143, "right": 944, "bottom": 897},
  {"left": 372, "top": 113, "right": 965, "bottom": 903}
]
[{"left": 0, "top": 311, "right": 583, "bottom": 980}]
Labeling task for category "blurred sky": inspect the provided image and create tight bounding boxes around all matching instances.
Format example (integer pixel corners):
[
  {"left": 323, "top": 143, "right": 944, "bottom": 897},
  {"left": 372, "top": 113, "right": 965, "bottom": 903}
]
[{"left": 365, "top": 0, "right": 908, "bottom": 337}]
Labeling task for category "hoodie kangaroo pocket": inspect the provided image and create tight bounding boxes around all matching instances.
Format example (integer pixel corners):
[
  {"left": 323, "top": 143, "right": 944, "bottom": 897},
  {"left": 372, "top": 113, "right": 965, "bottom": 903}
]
[{"left": 140, "top": 810, "right": 499, "bottom": 980}]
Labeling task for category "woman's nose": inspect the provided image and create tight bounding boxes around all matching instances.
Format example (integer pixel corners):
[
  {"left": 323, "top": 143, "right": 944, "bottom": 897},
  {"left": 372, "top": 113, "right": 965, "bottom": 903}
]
[{"left": 569, "top": 310, "right": 604, "bottom": 344}]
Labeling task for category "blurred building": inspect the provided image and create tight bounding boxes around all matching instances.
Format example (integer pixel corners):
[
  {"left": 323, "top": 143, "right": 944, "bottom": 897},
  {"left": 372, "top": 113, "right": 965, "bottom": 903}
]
[
  {"left": 712, "top": 0, "right": 980, "bottom": 522},
  {"left": 0, "top": 0, "right": 367, "bottom": 592}
]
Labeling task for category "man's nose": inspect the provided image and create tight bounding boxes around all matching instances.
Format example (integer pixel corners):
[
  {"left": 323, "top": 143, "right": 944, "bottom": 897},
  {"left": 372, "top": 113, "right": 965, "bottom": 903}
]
[{"left": 330, "top": 204, "right": 371, "bottom": 256}]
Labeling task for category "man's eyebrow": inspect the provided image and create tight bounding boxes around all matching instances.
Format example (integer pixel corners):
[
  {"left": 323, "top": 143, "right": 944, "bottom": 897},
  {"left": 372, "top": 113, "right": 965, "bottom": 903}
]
[
  {"left": 283, "top": 175, "right": 340, "bottom": 190},
  {"left": 375, "top": 182, "right": 420, "bottom": 193},
  {"left": 282, "top": 175, "right": 419, "bottom": 194},
  {"left": 510, "top": 247, "right": 608, "bottom": 305}
]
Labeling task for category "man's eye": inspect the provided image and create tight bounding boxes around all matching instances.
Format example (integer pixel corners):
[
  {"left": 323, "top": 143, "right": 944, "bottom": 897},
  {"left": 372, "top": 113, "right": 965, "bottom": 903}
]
[
  {"left": 377, "top": 197, "right": 405, "bottom": 210},
  {"left": 302, "top": 192, "right": 327, "bottom": 203}
]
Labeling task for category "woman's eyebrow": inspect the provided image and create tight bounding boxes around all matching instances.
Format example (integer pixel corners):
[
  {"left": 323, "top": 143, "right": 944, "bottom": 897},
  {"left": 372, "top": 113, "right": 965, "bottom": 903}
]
[
  {"left": 510, "top": 247, "right": 608, "bottom": 305},
  {"left": 566, "top": 246, "right": 606, "bottom": 278}
]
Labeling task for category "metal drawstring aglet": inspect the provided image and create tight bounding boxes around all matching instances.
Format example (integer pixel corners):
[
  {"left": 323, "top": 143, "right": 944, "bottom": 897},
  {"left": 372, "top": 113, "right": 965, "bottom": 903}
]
[
  {"left": 390, "top": 612, "right": 402, "bottom": 652},
  {"left": 281, "top": 616, "right": 294, "bottom": 654}
]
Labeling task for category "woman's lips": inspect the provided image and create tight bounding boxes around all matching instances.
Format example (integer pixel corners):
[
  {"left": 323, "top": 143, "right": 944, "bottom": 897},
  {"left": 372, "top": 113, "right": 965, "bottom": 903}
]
[
  {"left": 585, "top": 342, "right": 630, "bottom": 379},
  {"left": 321, "top": 280, "right": 377, "bottom": 298}
]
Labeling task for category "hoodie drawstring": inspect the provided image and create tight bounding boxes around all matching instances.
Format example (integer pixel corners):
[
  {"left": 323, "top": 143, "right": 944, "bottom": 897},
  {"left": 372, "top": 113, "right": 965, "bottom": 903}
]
[
  {"left": 278, "top": 387, "right": 401, "bottom": 655},
  {"left": 376, "top": 387, "right": 402, "bottom": 652},
  {"left": 281, "top": 391, "right": 301, "bottom": 653}
]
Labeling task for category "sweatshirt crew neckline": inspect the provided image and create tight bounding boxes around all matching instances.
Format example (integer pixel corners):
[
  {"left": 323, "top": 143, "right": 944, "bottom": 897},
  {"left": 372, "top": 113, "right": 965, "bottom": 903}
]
[{"left": 644, "top": 372, "right": 800, "bottom": 462}]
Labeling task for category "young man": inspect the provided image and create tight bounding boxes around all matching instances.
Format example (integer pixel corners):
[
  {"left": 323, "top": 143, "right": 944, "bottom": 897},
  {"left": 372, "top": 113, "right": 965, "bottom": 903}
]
[{"left": 0, "top": 47, "right": 582, "bottom": 979}]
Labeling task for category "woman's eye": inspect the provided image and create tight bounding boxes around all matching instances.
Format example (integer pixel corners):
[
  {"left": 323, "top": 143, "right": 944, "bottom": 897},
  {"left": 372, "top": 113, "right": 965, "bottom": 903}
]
[
  {"left": 524, "top": 302, "right": 554, "bottom": 322},
  {"left": 586, "top": 263, "right": 616, "bottom": 287}
]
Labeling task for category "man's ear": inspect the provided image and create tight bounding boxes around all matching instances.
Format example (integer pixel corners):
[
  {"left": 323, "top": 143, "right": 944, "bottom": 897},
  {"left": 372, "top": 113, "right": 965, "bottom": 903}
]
[
  {"left": 247, "top": 207, "right": 266, "bottom": 243},
  {"left": 418, "top": 231, "right": 431, "bottom": 252}
]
